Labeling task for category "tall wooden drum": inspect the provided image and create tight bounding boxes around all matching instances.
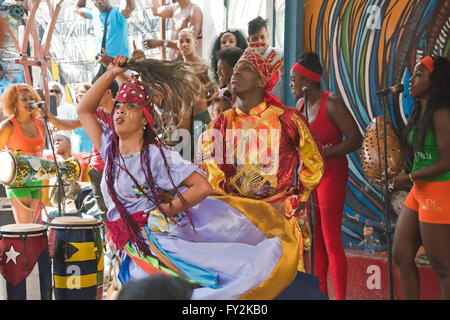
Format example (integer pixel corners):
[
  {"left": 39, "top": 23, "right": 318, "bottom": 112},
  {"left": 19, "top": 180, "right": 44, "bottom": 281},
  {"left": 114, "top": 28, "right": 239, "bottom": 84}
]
[
  {"left": 0, "top": 224, "right": 52, "bottom": 300},
  {"left": 48, "top": 216, "right": 104, "bottom": 300}
]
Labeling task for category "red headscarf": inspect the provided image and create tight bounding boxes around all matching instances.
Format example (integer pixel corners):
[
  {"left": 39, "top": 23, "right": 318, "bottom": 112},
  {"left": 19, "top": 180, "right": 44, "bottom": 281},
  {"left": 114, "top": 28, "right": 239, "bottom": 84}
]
[
  {"left": 418, "top": 56, "right": 434, "bottom": 73},
  {"left": 115, "top": 75, "right": 154, "bottom": 126}
]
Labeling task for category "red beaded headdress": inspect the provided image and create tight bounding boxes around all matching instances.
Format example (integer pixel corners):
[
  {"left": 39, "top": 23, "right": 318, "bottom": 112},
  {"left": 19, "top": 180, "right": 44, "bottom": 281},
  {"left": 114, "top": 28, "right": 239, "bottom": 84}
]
[
  {"left": 115, "top": 75, "right": 154, "bottom": 125},
  {"left": 238, "top": 42, "right": 284, "bottom": 90}
]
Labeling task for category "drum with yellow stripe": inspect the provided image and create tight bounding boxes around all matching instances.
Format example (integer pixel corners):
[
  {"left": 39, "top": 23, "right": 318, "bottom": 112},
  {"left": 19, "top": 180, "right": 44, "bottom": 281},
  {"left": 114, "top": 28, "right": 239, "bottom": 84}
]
[{"left": 48, "top": 216, "right": 104, "bottom": 300}]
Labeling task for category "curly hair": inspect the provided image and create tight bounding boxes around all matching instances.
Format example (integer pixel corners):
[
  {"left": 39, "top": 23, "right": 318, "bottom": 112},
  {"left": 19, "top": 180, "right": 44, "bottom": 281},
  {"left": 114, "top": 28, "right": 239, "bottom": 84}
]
[
  {"left": 405, "top": 56, "right": 450, "bottom": 151},
  {"left": 210, "top": 29, "right": 248, "bottom": 80},
  {"left": 0, "top": 83, "right": 41, "bottom": 117}
]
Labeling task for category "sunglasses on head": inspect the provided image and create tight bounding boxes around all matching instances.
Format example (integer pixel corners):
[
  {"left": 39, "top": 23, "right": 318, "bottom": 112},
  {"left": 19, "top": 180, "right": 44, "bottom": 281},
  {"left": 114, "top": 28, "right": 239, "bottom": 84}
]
[{"left": 50, "top": 89, "right": 61, "bottom": 94}]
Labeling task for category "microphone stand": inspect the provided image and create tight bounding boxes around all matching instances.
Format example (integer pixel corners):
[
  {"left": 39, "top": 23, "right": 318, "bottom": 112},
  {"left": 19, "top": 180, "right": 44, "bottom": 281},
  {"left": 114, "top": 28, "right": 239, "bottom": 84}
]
[
  {"left": 41, "top": 105, "right": 66, "bottom": 219},
  {"left": 303, "top": 88, "right": 315, "bottom": 276},
  {"left": 376, "top": 92, "right": 395, "bottom": 300}
]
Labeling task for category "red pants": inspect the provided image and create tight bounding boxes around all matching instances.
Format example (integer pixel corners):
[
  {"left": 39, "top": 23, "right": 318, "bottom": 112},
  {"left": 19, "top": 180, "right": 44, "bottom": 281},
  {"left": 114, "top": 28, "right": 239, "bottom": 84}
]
[{"left": 311, "top": 171, "right": 348, "bottom": 300}]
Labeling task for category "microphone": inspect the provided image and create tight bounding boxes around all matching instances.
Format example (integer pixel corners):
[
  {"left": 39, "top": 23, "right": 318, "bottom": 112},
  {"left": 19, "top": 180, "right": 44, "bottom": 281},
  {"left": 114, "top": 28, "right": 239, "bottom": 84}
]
[
  {"left": 29, "top": 101, "right": 46, "bottom": 109},
  {"left": 376, "top": 83, "right": 404, "bottom": 95},
  {"left": 302, "top": 87, "right": 308, "bottom": 94}
]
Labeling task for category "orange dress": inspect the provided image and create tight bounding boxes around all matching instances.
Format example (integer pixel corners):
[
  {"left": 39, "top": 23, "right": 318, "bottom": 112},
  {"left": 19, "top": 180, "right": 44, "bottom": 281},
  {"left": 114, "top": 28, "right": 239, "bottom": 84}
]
[{"left": 6, "top": 116, "right": 45, "bottom": 156}]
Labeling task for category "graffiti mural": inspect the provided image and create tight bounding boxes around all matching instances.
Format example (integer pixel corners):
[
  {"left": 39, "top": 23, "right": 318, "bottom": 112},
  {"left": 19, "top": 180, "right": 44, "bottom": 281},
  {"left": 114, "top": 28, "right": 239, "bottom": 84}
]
[{"left": 304, "top": 0, "right": 450, "bottom": 250}]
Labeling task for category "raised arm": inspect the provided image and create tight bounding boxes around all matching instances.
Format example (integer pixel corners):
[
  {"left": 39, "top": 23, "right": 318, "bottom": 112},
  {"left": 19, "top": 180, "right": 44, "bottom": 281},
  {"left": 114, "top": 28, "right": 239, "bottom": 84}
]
[
  {"left": 189, "top": 5, "right": 203, "bottom": 39},
  {"left": 77, "top": 55, "right": 128, "bottom": 149},
  {"left": 150, "top": 0, "right": 174, "bottom": 18},
  {"left": 120, "top": 0, "right": 136, "bottom": 18},
  {"left": 75, "top": 0, "right": 89, "bottom": 19}
]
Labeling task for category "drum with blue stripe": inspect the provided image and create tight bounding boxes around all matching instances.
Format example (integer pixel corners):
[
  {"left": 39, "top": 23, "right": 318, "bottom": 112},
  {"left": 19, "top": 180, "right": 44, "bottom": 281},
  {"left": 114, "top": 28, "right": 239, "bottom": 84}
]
[
  {"left": 48, "top": 216, "right": 104, "bottom": 300},
  {"left": 0, "top": 224, "right": 52, "bottom": 300}
]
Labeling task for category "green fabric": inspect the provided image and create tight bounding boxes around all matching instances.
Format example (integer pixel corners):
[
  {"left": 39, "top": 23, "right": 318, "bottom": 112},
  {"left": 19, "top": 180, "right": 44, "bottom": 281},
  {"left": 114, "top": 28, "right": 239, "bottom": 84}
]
[
  {"left": 409, "top": 130, "right": 450, "bottom": 182},
  {"left": 124, "top": 243, "right": 180, "bottom": 278},
  {"left": 6, "top": 180, "right": 44, "bottom": 199}
]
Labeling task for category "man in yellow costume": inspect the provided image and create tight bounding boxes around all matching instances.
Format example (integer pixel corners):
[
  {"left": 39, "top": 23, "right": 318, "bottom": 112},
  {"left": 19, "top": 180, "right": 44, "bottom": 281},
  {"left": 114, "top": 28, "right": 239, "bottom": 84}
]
[{"left": 201, "top": 43, "right": 324, "bottom": 271}]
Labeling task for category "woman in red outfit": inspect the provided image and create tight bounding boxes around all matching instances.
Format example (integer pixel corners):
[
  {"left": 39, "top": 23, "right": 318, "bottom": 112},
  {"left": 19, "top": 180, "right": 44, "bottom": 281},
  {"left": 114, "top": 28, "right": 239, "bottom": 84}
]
[{"left": 290, "top": 51, "right": 362, "bottom": 299}]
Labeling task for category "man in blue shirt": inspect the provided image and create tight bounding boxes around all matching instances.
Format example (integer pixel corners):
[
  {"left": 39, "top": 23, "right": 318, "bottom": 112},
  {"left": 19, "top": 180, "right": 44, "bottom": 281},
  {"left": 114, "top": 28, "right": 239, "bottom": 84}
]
[
  {"left": 75, "top": 0, "right": 136, "bottom": 58},
  {"left": 0, "top": 63, "right": 11, "bottom": 97}
]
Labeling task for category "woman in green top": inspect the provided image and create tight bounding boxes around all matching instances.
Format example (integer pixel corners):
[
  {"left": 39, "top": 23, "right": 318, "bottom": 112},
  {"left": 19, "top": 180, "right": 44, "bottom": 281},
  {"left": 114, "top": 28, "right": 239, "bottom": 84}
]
[{"left": 391, "top": 56, "right": 450, "bottom": 299}]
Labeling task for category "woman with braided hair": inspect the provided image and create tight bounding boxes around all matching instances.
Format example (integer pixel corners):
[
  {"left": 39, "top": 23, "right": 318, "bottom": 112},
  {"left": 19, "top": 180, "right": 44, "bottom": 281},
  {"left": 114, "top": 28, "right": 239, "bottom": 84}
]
[{"left": 76, "top": 55, "right": 303, "bottom": 299}]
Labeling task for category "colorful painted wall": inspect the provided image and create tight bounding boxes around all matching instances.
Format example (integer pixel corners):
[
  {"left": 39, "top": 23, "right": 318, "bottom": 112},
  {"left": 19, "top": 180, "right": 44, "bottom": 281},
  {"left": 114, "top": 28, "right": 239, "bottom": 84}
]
[{"left": 303, "top": 0, "right": 450, "bottom": 250}]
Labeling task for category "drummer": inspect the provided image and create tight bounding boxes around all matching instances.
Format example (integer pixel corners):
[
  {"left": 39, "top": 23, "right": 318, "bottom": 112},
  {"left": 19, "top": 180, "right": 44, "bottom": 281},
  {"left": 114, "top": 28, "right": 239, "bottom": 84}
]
[
  {"left": 42, "top": 131, "right": 91, "bottom": 182},
  {"left": 0, "top": 84, "right": 47, "bottom": 223}
]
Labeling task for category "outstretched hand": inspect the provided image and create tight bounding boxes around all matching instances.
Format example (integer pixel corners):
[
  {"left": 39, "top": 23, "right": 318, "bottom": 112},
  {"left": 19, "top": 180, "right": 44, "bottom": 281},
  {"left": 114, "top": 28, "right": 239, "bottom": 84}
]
[{"left": 143, "top": 39, "right": 161, "bottom": 50}]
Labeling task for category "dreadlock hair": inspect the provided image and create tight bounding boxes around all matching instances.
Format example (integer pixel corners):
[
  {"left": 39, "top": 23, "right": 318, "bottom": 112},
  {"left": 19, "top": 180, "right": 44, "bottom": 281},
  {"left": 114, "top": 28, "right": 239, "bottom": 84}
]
[
  {"left": 101, "top": 59, "right": 202, "bottom": 256},
  {"left": 124, "top": 58, "right": 202, "bottom": 131},
  {"left": 404, "top": 56, "right": 450, "bottom": 151},
  {"left": 104, "top": 104, "right": 197, "bottom": 256}
]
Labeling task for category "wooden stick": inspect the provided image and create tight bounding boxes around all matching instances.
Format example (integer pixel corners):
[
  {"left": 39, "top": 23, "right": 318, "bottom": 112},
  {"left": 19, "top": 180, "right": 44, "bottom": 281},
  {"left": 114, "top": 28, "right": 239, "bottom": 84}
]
[{"left": 160, "top": 0, "right": 167, "bottom": 60}]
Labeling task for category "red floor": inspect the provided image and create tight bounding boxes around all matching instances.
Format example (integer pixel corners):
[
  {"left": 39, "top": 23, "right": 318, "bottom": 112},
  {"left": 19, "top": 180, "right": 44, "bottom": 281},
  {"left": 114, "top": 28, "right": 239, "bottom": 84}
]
[{"left": 322, "top": 248, "right": 441, "bottom": 300}]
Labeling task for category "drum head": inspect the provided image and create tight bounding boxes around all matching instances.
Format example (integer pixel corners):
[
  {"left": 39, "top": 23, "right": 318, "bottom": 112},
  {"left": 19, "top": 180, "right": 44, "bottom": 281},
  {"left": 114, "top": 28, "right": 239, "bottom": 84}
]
[
  {"left": 0, "top": 223, "right": 47, "bottom": 237},
  {"left": 49, "top": 216, "right": 103, "bottom": 229},
  {"left": 0, "top": 150, "right": 17, "bottom": 185}
]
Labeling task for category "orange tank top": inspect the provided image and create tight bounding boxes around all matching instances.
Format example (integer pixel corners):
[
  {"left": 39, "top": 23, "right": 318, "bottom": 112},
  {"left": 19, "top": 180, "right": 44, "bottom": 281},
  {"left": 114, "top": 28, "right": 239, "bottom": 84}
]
[{"left": 6, "top": 116, "right": 45, "bottom": 156}]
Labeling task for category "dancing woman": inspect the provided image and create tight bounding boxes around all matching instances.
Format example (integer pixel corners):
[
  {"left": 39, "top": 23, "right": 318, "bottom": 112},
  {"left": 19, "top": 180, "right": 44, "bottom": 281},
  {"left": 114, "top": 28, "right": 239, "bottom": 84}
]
[
  {"left": 76, "top": 55, "right": 301, "bottom": 299},
  {"left": 0, "top": 84, "right": 46, "bottom": 223},
  {"left": 392, "top": 56, "right": 450, "bottom": 299}
]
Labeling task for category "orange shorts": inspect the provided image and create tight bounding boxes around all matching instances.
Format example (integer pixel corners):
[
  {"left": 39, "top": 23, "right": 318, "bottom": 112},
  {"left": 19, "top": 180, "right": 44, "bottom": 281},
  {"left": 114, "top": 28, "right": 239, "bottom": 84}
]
[{"left": 404, "top": 180, "right": 450, "bottom": 224}]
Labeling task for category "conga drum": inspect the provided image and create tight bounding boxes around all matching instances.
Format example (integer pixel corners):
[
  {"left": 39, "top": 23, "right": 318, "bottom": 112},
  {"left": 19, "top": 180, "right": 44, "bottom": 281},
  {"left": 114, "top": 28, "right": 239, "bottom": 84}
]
[
  {"left": 0, "top": 224, "right": 52, "bottom": 300},
  {"left": 48, "top": 216, "right": 104, "bottom": 300},
  {"left": 0, "top": 150, "right": 80, "bottom": 186}
]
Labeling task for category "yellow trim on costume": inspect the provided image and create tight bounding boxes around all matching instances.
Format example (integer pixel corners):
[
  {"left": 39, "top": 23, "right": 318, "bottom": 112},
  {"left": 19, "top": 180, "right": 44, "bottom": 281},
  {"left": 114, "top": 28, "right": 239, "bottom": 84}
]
[
  {"left": 211, "top": 192, "right": 299, "bottom": 300},
  {"left": 291, "top": 113, "right": 325, "bottom": 201}
]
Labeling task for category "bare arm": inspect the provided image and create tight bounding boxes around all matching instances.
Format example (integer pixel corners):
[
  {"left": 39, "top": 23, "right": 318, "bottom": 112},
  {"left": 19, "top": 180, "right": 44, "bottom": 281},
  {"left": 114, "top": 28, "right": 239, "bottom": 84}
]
[
  {"left": 150, "top": 0, "right": 174, "bottom": 18},
  {"left": 0, "top": 120, "right": 13, "bottom": 150},
  {"left": 188, "top": 5, "right": 203, "bottom": 39},
  {"left": 43, "top": 111, "right": 82, "bottom": 131},
  {"left": 77, "top": 55, "right": 128, "bottom": 149},
  {"left": 325, "top": 93, "right": 362, "bottom": 157},
  {"left": 120, "top": 0, "right": 136, "bottom": 18},
  {"left": 142, "top": 39, "right": 178, "bottom": 51},
  {"left": 75, "top": 0, "right": 89, "bottom": 18},
  {"left": 411, "top": 108, "right": 450, "bottom": 180},
  {"left": 160, "top": 171, "right": 213, "bottom": 217},
  {"left": 391, "top": 107, "right": 450, "bottom": 190}
]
